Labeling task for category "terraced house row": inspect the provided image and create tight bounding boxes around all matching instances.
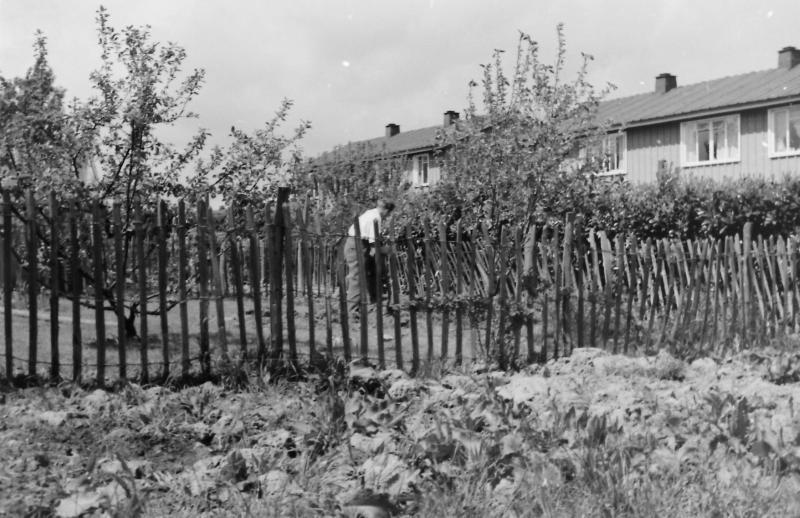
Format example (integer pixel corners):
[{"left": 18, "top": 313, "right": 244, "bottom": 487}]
[{"left": 315, "top": 46, "right": 800, "bottom": 186}]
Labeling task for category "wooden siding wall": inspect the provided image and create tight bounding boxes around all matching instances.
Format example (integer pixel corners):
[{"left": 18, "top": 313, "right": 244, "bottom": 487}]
[{"left": 625, "top": 107, "right": 800, "bottom": 183}]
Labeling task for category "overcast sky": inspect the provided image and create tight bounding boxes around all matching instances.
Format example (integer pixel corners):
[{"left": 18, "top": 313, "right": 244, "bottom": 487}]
[{"left": 1, "top": 0, "right": 798, "bottom": 157}]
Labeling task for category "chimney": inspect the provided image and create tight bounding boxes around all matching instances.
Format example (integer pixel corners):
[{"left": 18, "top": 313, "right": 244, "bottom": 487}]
[
  {"left": 385, "top": 123, "right": 400, "bottom": 137},
  {"left": 655, "top": 73, "right": 677, "bottom": 94},
  {"left": 779, "top": 46, "right": 800, "bottom": 69},
  {"left": 443, "top": 110, "right": 460, "bottom": 127}
]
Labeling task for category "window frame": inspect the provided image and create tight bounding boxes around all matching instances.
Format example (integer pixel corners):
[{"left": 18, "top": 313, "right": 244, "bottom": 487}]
[
  {"left": 414, "top": 154, "right": 430, "bottom": 186},
  {"left": 768, "top": 105, "right": 800, "bottom": 158},
  {"left": 680, "top": 114, "right": 741, "bottom": 167},
  {"left": 594, "top": 132, "right": 627, "bottom": 177}
]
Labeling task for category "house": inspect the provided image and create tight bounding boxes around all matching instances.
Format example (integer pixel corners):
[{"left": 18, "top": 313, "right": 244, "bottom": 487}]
[
  {"left": 312, "top": 110, "right": 462, "bottom": 188},
  {"left": 594, "top": 46, "right": 800, "bottom": 182},
  {"left": 315, "top": 46, "right": 800, "bottom": 185}
]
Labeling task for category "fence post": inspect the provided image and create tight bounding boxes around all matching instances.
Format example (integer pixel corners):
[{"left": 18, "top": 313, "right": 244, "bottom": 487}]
[
  {"left": 727, "top": 236, "right": 740, "bottom": 351},
  {"left": 2, "top": 191, "right": 12, "bottom": 381},
  {"left": 623, "top": 236, "right": 638, "bottom": 354},
  {"left": 658, "top": 241, "right": 677, "bottom": 350},
  {"left": 778, "top": 237, "right": 791, "bottom": 334},
  {"left": 92, "top": 201, "right": 106, "bottom": 386},
  {"left": 645, "top": 240, "right": 662, "bottom": 353},
  {"left": 177, "top": 200, "right": 190, "bottom": 377},
  {"left": 710, "top": 241, "right": 722, "bottom": 347},
  {"left": 638, "top": 238, "right": 651, "bottom": 337},
  {"left": 268, "top": 188, "right": 290, "bottom": 364},
  {"left": 754, "top": 237, "right": 769, "bottom": 339},
  {"left": 469, "top": 228, "right": 478, "bottom": 361},
  {"left": 588, "top": 230, "right": 599, "bottom": 349},
  {"left": 197, "top": 198, "right": 210, "bottom": 375},
  {"left": 316, "top": 216, "right": 333, "bottom": 358},
  {"left": 47, "top": 192, "right": 60, "bottom": 379},
  {"left": 561, "top": 217, "right": 574, "bottom": 356},
  {"left": 352, "top": 215, "right": 369, "bottom": 362},
  {"left": 574, "top": 217, "right": 585, "bottom": 353},
  {"left": 134, "top": 203, "right": 148, "bottom": 383},
  {"left": 454, "top": 220, "right": 464, "bottom": 365},
  {"left": 512, "top": 225, "right": 523, "bottom": 363},
  {"left": 598, "top": 231, "right": 613, "bottom": 351},
  {"left": 482, "top": 222, "right": 496, "bottom": 360},
  {"left": 389, "top": 247, "right": 403, "bottom": 370},
  {"left": 266, "top": 204, "right": 280, "bottom": 362},
  {"left": 112, "top": 202, "right": 126, "bottom": 380},
  {"left": 299, "top": 209, "right": 315, "bottom": 362},
  {"left": 373, "top": 220, "right": 385, "bottom": 369},
  {"left": 262, "top": 209, "right": 270, "bottom": 340},
  {"left": 228, "top": 205, "right": 248, "bottom": 361},
  {"left": 26, "top": 190, "right": 38, "bottom": 378},
  {"left": 613, "top": 233, "right": 624, "bottom": 354},
  {"left": 786, "top": 237, "right": 800, "bottom": 332},
  {"left": 540, "top": 225, "right": 550, "bottom": 362},
  {"left": 283, "top": 206, "right": 297, "bottom": 364},
  {"left": 337, "top": 247, "right": 352, "bottom": 362},
  {"left": 246, "top": 206, "right": 266, "bottom": 365},
  {"left": 157, "top": 199, "right": 170, "bottom": 378},
  {"left": 206, "top": 202, "right": 228, "bottom": 364},
  {"left": 406, "top": 225, "right": 420, "bottom": 375},
  {"left": 670, "top": 240, "right": 691, "bottom": 344},
  {"left": 686, "top": 241, "right": 706, "bottom": 344},
  {"left": 721, "top": 237, "right": 734, "bottom": 351},
  {"left": 439, "top": 221, "right": 450, "bottom": 362},
  {"left": 323, "top": 247, "right": 334, "bottom": 358},
  {"left": 422, "top": 220, "right": 434, "bottom": 364},
  {"left": 767, "top": 236, "right": 782, "bottom": 338},
  {"left": 70, "top": 203, "right": 82, "bottom": 382},
  {"left": 551, "top": 226, "right": 561, "bottom": 360},
  {"left": 496, "top": 226, "right": 509, "bottom": 369},
  {"left": 699, "top": 240, "right": 714, "bottom": 347},
  {"left": 742, "top": 222, "right": 753, "bottom": 345},
  {"left": 524, "top": 224, "right": 537, "bottom": 364}
]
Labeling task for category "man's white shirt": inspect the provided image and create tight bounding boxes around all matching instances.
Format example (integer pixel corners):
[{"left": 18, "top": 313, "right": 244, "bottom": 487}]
[{"left": 347, "top": 208, "right": 382, "bottom": 243}]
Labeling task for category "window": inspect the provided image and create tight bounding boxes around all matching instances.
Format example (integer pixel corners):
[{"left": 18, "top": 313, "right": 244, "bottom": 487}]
[
  {"left": 680, "top": 115, "right": 740, "bottom": 166},
  {"left": 599, "top": 133, "right": 626, "bottom": 175},
  {"left": 415, "top": 154, "right": 429, "bottom": 185},
  {"left": 768, "top": 106, "right": 800, "bottom": 157},
  {"left": 582, "top": 133, "right": 626, "bottom": 175}
]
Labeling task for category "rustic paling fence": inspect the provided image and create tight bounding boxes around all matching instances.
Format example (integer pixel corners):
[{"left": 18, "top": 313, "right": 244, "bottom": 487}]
[{"left": 0, "top": 187, "right": 797, "bottom": 385}]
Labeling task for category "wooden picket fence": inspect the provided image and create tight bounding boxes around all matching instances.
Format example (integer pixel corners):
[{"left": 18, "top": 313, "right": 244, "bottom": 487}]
[{"left": 0, "top": 187, "right": 797, "bottom": 385}]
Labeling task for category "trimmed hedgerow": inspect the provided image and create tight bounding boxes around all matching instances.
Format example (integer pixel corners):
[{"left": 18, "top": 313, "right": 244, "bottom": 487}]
[{"left": 567, "top": 170, "right": 800, "bottom": 240}]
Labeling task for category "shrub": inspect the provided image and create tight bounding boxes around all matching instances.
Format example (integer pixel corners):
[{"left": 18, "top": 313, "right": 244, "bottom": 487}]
[{"left": 588, "top": 170, "right": 800, "bottom": 240}]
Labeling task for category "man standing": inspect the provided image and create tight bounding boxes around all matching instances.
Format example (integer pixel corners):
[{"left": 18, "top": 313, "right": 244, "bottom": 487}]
[{"left": 344, "top": 199, "right": 395, "bottom": 315}]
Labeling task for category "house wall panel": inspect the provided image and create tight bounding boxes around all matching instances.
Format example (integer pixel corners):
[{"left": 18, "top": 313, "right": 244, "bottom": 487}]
[
  {"left": 626, "top": 107, "right": 800, "bottom": 182},
  {"left": 626, "top": 122, "right": 681, "bottom": 183}
]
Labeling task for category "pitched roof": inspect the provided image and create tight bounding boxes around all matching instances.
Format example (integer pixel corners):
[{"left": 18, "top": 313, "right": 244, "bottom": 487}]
[
  {"left": 314, "top": 63, "right": 800, "bottom": 161},
  {"left": 597, "top": 65, "right": 800, "bottom": 127},
  {"left": 313, "top": 125, "right": 445, "bottom": 165}
]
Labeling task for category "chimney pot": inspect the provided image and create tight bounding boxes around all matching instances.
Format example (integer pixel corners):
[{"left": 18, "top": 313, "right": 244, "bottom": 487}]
[
  {"left": 443, "top": 110, "right": 460, "bottom": 127},
  {"left": 779, "top": 46, "right": 800, "bottom": 69},
  {"left": 655, "top": 73, "right": 677, "bottom": 94},
  {"left": 385, "top": 123, "right": 400, "bottom": 137}
]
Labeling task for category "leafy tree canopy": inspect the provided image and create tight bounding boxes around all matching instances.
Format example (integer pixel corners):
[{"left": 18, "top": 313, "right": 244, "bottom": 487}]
[
  {"left": 427, "top": 25, "right": 615, "bottom": 236},
  {"left": 0, "top": 32, "right": 74, "bottom": 188}
]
